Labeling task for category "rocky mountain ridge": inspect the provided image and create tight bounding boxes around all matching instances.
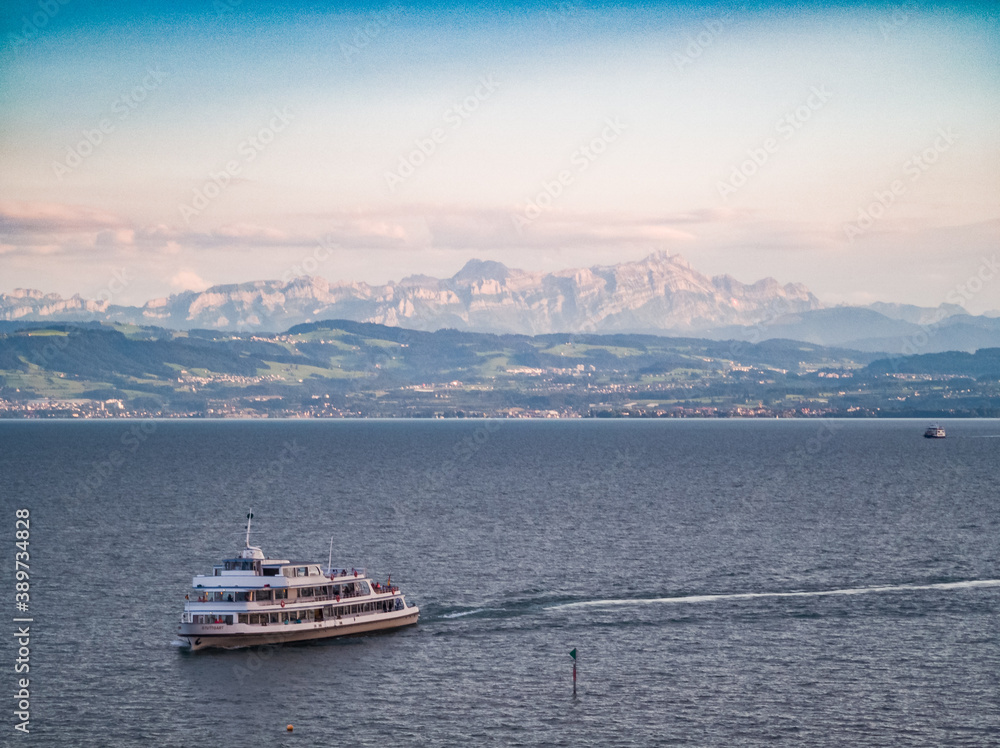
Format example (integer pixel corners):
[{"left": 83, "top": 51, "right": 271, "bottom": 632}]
[{"left": 1, "top": 251, "right": 821, "bottom": 335}]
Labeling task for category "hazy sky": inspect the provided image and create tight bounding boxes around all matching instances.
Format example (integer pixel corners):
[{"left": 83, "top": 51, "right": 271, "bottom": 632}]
[{"left": 1, "top": 1, "right": 998, "bottom": 312}]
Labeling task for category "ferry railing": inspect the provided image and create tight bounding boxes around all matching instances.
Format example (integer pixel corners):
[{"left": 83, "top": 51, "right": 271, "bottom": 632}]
[
  {"left": 185, "top": 587, "right": 400, "bottom": 606},
  {"left": 324, "top": 568, "right": 367, "bottom": 580}
]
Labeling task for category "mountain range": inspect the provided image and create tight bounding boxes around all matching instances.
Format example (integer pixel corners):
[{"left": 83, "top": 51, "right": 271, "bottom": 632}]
[{"left": 3, "top": 251, "right": 997, "bottom": 353}]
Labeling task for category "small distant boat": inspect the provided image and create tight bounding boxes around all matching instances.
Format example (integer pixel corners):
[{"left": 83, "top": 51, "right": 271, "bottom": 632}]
[{"left": 924, "top": 424, "right": 946, "bottom": 439}]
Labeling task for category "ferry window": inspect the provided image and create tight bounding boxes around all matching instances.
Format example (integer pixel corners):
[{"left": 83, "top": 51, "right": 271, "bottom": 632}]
[
  {"left": 235, "top": 591, "right": 250, "bottom": 602},
  {"left": 238, "top": 614, "right": 249, "bottom": 624},
  {"left": 274, "top": 589, "right": 288, "bottom": 600},
  {"left": 257, "top": 589, "right": 273, "bottom": 601},
  {"left": 332, "top": 585, "right": 341, "bottom": 596},
  {"left": 358, "top": 581, "right": 370, "bottom": 594},
  {"left": 263, "top": 567, "right": 278, "bottom": 577},
  {"left": 296, "top": 566, "right": 308, "bottom": 577},
  {"left": 300, "top": 587, "right": 314, "bottom": 597},
  {"left": 269, "top": 613, "right": 280, "bottom": 624}
]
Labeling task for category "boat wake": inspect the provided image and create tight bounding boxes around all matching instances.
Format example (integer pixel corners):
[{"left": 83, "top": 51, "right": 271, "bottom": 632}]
[
  {"left": 441, "top": 608, "right": 495, "bottom": 619},
  {"left": 546, "top": 579, "right": 1000, "bottom": 611}
]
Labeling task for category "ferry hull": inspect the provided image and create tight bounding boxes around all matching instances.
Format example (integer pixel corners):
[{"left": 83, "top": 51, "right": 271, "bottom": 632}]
[{"left": 177, "top": 609, "right": 419, "bottom": 652}]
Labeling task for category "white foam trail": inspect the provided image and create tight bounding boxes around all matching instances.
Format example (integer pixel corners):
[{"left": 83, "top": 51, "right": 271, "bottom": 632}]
[
  {"left": 442, "top": 608, "right": 489, "bottom": 619},
  {"left": 548, "top": 579, "right": 1000, "bottom": 611}
]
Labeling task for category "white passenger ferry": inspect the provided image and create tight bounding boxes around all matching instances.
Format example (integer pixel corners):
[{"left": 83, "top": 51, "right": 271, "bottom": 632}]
[{"left": 174, "top": 515, "right": 419, "bottom": 651}]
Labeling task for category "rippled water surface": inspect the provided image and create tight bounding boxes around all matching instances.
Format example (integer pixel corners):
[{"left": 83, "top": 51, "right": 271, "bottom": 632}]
[{"left": 3, "top": 419, "right": 999, "bottom": 746}]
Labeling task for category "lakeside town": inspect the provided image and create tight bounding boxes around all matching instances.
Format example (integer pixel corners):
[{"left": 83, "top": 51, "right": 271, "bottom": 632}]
[
  {"left": 1, "top": 320, "right": 997, "bottom": 419},
  {"left": 2, "top": 368, "right": 993, "bottom": 420}
]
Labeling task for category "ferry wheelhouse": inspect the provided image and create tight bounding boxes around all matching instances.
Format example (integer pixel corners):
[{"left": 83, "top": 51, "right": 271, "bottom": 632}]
[{"left": 174, "top": 516, "right": 418, "bottom": 651}]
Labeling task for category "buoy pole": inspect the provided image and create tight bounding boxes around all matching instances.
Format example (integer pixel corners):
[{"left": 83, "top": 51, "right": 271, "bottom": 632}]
[{"left": 569, "top": 648, "right": 577, "bottom": 696}]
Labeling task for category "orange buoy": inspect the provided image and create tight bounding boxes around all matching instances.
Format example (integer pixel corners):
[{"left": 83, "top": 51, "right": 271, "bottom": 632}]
[{"left": 286, "top": 724, "right": 294, "bottom": 732}]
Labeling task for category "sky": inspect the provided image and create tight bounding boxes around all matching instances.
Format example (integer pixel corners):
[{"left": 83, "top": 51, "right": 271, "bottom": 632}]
[{"left": 1, "top": 0, "right": 998, "bottom": 312}]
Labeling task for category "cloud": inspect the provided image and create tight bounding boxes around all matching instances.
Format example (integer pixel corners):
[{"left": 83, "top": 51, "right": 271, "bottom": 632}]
[
  {"left": 95, "top": 228, "right": 136, "bottom": 247},
  {"left": 170, "top": 269, "right": 210, "bottom": 292},
  {"left": 309, "top": 205, "right": 717, "bottom": 251},
  {"left": 0, "top": 200, "right": 753, "bottom": 258},
  {"left": 0, "top": 201, "right": 123, "bottom": 235},
  {"left": 212, "top": 224, "right": 292, "bottom": 242},
  {"left": 14, "top": 200, "right": 981, "bottom": 266}
]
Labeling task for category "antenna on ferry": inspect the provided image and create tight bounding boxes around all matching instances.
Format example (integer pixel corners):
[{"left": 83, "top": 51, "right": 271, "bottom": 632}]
[
  {"left": 245, "top": 510, "right": 254, "bottom": 548},
  {"left": 327, "top": 536, "right": 334, "bottom": 576}
]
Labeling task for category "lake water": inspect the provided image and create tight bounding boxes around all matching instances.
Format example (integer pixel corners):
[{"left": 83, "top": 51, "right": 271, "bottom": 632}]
[{"left": 2, "top": 418, "right": 998, "bottom": 746}]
